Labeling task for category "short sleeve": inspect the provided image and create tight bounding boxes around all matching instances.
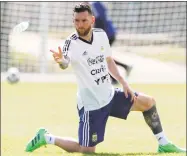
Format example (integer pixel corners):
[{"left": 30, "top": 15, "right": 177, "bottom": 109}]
[
  {"left": 62, "top": 39, "right": 72, "bottom": 61},
  {"left": 103, "top": 32, "right": 112, "bottom": 57}
]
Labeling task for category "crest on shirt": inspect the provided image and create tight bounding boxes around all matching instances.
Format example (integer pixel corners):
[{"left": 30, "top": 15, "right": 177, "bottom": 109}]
[
  {"left": 101, "top": 46, "right": 104, "bottom": 52},
  {"left": 92, "top": 133, "right": 97, "bottom": 142}
]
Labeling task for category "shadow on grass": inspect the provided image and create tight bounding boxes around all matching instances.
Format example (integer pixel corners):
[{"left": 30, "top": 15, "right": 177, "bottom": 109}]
[{"left": 81, "top": 152, "right": 162, "bottom": 156}]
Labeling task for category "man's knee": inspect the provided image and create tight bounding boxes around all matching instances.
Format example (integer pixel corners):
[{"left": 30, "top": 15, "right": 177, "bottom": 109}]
[
  {"left": 131, "top": 93, "right": 156, "bottom": 111},
  {"left": 79, "top": 146, "right": 96, "bottom": 153},
  {"left": 145, "top": 96, "right": 156, "bottom": 110}
]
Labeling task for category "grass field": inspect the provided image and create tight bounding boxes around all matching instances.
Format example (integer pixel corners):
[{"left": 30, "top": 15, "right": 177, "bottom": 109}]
[
  {"left": 130, "top": 46, "right": 186, "bottom": 65},
  {"left": 1, "top": 82, "right": 186, "bottom": 156}
]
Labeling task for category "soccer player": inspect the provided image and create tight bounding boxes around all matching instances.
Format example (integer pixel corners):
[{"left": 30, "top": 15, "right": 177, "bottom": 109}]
[
  {"left": 91, "top": 1, "right": 132, "bottom": 85},
  {"left": 25, "top": 3, "right": 185, "bottom": 154}
]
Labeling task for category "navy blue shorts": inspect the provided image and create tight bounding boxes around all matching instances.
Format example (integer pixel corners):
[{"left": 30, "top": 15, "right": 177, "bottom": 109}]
[{"left": 78, "top": 88, "right": 138, "bottom": 147}]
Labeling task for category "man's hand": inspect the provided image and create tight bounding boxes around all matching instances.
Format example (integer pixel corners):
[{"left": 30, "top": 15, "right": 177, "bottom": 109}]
[
  {"left": 122, "top": 82, "right": 136, "bottom": 102},
  {"left": 50, "top": 46, "right": 63, "bottom": 64}
]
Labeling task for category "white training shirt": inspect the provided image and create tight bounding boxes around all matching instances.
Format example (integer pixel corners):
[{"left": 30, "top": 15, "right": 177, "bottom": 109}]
[{"left": 62, "top": 28, "right": 115, "bottom": 111}]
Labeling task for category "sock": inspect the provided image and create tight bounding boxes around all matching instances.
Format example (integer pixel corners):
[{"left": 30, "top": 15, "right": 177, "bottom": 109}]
[
  {"left": 143, "top": 105, "right": 171, "bottom": 145},
  {"left": 44, "top": 133, "right": 55, "bottom": 144},
  {"left": 155, "top": 131, "right": 170, "bottom": 145}
]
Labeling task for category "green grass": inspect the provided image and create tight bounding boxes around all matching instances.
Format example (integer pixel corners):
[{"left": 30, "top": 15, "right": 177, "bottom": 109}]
[
  {"left": 1, "top": 82, "right": 186, "bottom": 156},
  {"left": 131, "top": 46, "right": 186, "bottom": 65}
]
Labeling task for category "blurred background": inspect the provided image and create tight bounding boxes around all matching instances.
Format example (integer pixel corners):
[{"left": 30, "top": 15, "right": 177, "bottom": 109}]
[
  {"left": 1, "top": 1, "right": 186, "bottom": 82},
  {"left": 1, "top": 2, "right": 186, "bottom": 155}
]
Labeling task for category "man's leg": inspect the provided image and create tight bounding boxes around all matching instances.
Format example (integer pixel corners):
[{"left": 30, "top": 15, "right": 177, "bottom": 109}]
[
  {"left": 110, "top": 60, "right": 133, "bottom": 85},
  {"left": 114, "top": 59, "right": 129, "bottom": 70},
  {"left": 25, "top": 128, "right": 95, "bottom": 153},
  {"left": 110, "top": 74, "right": 118, "bottom": 85},
  {"left": 130, "top": 93, "right": 186, "bottom": 153},
  {"left": 114, "top": 59, "right": 132, "bottom": 77},
  {"left": 47, "top": 135, "right": 95, "bottom": 153},
  {"left": 25, "top": 105, "right": 110, "bottom": 154}
]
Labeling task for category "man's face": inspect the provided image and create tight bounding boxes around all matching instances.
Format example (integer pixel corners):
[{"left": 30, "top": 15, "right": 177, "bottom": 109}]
[{"left": 73, "top": 11, "right": 95, "bottom": 37}]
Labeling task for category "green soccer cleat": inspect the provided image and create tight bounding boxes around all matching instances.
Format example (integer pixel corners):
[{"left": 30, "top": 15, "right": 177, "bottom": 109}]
[
  {"left": 25, "top": 128, "right": 47, "bottom": 152},
  {"left": 158, "top": 143, "right": 186, "bottom": 153}
]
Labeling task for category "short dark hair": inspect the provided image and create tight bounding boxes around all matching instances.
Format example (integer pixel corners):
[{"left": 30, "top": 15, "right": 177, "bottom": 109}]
[{"left": 73, "top": 3, "right": 93, "bottom": 15}]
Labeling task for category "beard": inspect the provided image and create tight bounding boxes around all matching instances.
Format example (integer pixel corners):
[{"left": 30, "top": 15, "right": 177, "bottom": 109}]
[{"left": 76, "top": 26, "right": 92, "bottom": 37}]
